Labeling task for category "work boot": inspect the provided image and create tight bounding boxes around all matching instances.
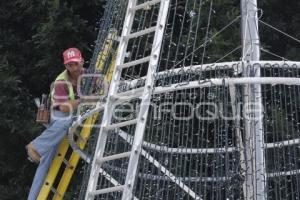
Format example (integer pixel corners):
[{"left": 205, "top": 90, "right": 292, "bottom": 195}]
[{"left": 25, "top": 143, "right": 41, "bottom": 164}]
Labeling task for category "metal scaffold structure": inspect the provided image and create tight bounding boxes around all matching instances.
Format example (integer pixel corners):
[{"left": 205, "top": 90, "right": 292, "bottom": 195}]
[{"left": 51, "top": 0, "right": 300, "bottom": 199}]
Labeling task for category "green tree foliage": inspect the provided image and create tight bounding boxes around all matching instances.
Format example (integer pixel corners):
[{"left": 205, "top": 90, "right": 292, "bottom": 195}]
[
  {"left": 1, "top": 0, "right": 300, "bottom": 199},
  {"left": 259, "top": 0, "right": 300, "bottom": 60},
  {"left": 0, "top": 0, "right": 104, "bottom": 199}
]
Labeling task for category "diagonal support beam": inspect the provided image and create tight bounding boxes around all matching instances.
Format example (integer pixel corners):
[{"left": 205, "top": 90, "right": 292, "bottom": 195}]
[
  {"left": 118, "top": 130, "right": 202, "bottom": 200},
  {"left": 98, "top": 168, "right": 139, "bottom": 200}
]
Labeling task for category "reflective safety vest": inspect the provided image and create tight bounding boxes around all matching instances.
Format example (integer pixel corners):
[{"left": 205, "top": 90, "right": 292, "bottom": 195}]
[{"left": 51, "top": 70, "right": 75, "bottom": 104}]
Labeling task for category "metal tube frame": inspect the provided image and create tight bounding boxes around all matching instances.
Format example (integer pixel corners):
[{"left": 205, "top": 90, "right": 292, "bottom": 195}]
[
  {"left": 241, "top": 0, "right": 266, "bottom": 199},
  {"left": 120, "top": 60, "right": 300, "bottom": 88}
]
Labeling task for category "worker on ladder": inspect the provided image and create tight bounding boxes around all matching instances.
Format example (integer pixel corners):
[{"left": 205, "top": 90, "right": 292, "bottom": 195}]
[{"left": 26, "top": 47, "right": 84, "bottom": 200}]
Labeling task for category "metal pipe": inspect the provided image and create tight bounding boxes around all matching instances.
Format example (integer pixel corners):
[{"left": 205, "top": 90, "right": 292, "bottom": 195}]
[
  {"left": 153, "top": 77, "right": 300, "bottom": 94},
  {"left": 120, "top": 61, "right": 300, "bottom": 89},
  {"left": 67, "top": 104, "right": 105, "bottom": 163},
  {"left": 241, "top": 0, "right": 266, "bottom": 199}
]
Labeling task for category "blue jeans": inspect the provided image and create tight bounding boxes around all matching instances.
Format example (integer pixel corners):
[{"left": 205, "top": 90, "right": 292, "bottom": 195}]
[{"left": 28, "top": 110, "right": 73, "bottom": 200}]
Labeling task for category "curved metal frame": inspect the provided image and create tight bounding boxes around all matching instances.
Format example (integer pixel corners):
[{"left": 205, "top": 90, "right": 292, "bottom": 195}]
[
  {"left": 67, "top": 104, "right": 105, "bottom": 163},
  {"left": 121, "top": 60, "right": 300, "bottom": 87},
  {"left": 68, "top": 61, "right": 300, "bottom": 184}
]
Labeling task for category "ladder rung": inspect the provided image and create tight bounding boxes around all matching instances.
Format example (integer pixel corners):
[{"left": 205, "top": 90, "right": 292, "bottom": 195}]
[
  {"left": 96, "top": 151, "right": 132, "bottom": 163},
  {"left": 118, "top": 56, "right": 151, "bottom": 69},
  {"left": 125, "top": 26, "right": 156, "bottom": 40},
  {"left": 62, "top": 158, "right": 74, "bottom": 169},
  {"left": 105, "top": 119, "right": 138, "bottom": 130},
  {"left": 50, "top": 186, "right": 62, "bottom": 197},
  {"left": 130, "top": 0, "right": 161, "bottom": 11},
  {"left": 112, "top": 87, "right": 145, "bottom": 102},
  {"left": 74, "top": 131, "right": 87, "bottom": 142},
  {"left": 90, "top": 185, "right": 125, "bottom": 196}
]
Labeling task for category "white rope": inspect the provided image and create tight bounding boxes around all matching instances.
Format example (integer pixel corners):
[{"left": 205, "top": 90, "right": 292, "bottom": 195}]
[
  {"left": 214, "top": 45, "right": 242, "bottom": 63},
  {"left": 260, "top": 47, "right": 290, "bottom": 61},
  {"left": 259, "top": 19, "right": 300, "bottom": 45},
  {"left": 171, "top": 15, "right": 241, "bottom": 69}
]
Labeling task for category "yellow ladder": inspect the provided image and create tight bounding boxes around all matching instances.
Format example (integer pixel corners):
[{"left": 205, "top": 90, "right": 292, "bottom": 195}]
[
  {"left": 37, "top": 30, "right": 116, "bottom": 200},
  {"left": 37, "top": 115, "right": 98, "bottom": 200}
]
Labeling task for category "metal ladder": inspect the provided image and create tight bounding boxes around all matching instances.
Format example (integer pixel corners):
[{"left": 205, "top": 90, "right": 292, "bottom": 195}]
[{"left": 85, "top": 0, "right": 170, "bottom": 199}]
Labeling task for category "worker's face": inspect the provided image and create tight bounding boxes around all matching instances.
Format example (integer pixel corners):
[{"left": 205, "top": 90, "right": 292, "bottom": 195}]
[{"left": 65, "top": 61, "right": 83, "bottom": 76}]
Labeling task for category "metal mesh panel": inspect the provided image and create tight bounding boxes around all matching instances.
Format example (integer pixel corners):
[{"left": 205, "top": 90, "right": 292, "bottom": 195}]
[
  {"left": 90, "top": 62, "right": 300, "bottom": 200},
  {"left": 79, "top": 0, "right": 300, "bottom": 199}
]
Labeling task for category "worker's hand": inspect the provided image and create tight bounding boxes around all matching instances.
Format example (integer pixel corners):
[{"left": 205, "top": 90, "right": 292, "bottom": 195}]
[{"left": 57, "top": 99, "right": 80, "bottom": 113}]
